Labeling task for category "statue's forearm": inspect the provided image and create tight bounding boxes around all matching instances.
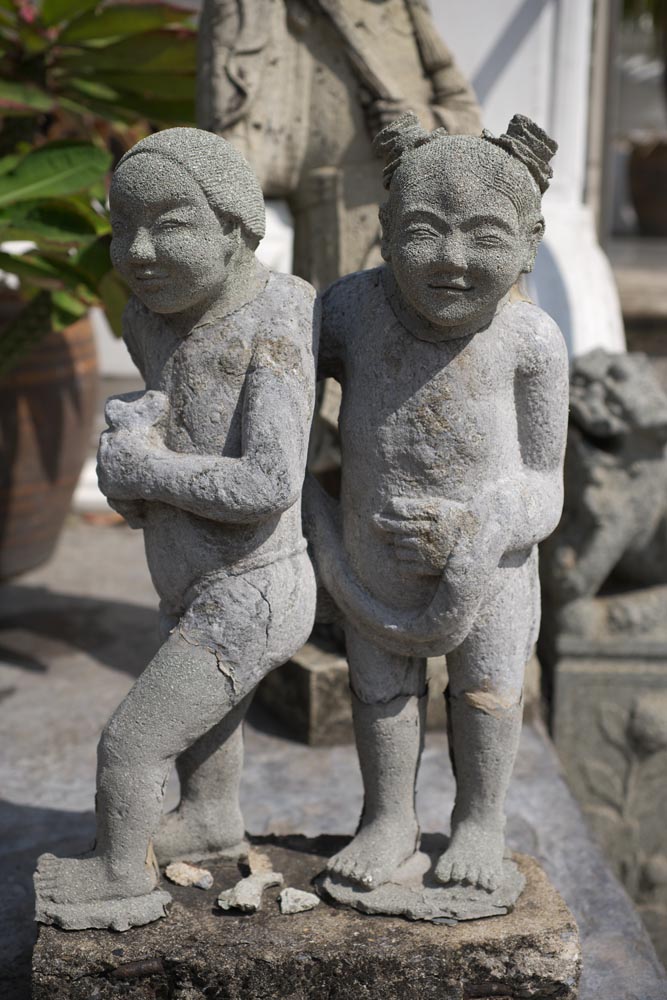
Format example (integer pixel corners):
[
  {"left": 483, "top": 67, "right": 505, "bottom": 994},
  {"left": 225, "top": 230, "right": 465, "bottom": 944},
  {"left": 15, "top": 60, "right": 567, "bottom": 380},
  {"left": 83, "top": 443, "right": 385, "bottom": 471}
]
[
  {"left": 135, "top": 449, "right": 299, "bottom": 524},
  {"left": 490, "top": 471, "right": 564, "bottom": 554}
]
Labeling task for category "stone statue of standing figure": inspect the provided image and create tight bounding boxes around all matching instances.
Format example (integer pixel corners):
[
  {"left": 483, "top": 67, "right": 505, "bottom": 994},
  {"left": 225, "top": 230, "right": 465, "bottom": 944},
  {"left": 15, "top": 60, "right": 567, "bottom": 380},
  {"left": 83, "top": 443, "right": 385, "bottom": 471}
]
[
  {"left": 34, "top": 128, "right": 318, "bottom": 930},
  {"left": 307, "top": 112, "right": 568, "bottom": 916}
]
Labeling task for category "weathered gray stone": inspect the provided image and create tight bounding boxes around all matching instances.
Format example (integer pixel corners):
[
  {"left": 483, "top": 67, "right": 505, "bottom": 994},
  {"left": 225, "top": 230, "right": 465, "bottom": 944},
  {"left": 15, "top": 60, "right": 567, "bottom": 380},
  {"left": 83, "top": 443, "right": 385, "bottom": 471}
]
[
  {"left": 552, "top": 643, "right": 667, "bottom": 967},
  {"left": 256, "top": 643, "right": 451, "bottom": 744},
  {"left": 3, "top": 520, "right": 666, "bottom": 1000},
  {"left": 33, "top": 127, "right": 318, "bottom": 930},
  {"left": 304, "top": 112, "right": 568, "bottom": 911},
  {"left": 540, "top": 349, "right": 667, "bottom": 962},
  {"left": 198, "top": 0, "right": 481, "bottom": 286},
  {"left": 32, "top": 836, "right": 581, "bottom": 1000}
]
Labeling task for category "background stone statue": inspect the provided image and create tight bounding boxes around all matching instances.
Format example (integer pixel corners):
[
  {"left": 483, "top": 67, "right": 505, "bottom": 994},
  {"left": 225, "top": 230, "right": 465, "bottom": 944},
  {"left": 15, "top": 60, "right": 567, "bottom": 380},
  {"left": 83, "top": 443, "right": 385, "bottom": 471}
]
[
  {"left": 33, "top": 128, "right": 318, "bottom": 930},
  {"left": 306, "top": 112, "right": 567, "bottom": 917},
  {"left": 541, "top": 348, "right": 667, "bottom": 645},
  {"left": 197, "top": 0, "right": 482, "bottom": 288},
  {"left": 539, "top": 349, "right": 667, "bottom": 963}
]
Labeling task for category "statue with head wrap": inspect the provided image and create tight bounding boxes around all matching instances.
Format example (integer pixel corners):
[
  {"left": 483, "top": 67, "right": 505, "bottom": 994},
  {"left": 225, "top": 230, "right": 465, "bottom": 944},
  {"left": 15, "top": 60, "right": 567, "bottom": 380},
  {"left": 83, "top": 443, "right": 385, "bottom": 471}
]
[
  {"left": 307, "top": 113, "right": 569, "bottom": 917},
  {"left": 34, "top": 128, "right": 318, "bottom": 930}
]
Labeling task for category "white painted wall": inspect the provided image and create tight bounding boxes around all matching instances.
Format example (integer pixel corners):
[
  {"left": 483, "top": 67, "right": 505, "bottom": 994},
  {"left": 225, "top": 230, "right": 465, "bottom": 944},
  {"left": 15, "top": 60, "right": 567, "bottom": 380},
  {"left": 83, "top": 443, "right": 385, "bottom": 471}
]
[{"left": 431, "top": 0, "right": 626, "bottom": 355}]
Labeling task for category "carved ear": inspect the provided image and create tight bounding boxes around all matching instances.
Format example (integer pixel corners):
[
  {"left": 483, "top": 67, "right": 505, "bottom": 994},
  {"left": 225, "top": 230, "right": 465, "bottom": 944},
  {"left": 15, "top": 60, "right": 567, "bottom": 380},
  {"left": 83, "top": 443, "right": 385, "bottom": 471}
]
[
  {"left": 379, "top": 202, "right": 392, "bottom": 261},
  {"left": 522, "top": 216, "right": 545, "bottom": 273}
]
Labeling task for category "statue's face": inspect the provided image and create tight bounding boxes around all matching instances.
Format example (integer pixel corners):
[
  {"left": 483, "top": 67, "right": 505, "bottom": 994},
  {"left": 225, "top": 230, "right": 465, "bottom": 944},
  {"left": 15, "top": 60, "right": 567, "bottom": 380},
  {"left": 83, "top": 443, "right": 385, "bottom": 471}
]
[
  {"left": 110, "top": 154, "right": 235, "bottom": 315},
  {"left": 388, "top": 153, "right": 535, "bottom": 333}
]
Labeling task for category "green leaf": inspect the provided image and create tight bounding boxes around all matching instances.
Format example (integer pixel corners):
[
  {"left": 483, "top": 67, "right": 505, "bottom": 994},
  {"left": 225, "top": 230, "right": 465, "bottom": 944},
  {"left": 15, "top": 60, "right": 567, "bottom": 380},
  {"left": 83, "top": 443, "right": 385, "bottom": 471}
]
[
  {"left": 41, "top": 0, "right": 100, "bottom": 28},
  {"left": 59, "top": 28, "right": 196, "bottom": 74},
  {"left": 0, "top": 142, "right": 111, "bottom": 208},
  {"left": 94, "top": 70, "right": 194, "bottom": 100},
  {"left": 0, "top": 248, "right": 86, "bottom": 291},
  {"left": 52, "top": 289, "right": 89, "bottom": 328},
  {"left": 98, "top": 269, "right": 128, "bottom": 336},
  {"left": 74, "top": 233, "right": 112, "bottom": 283},
  {"left": 0, "top": 197, "right": 109, "bottom": 245},
  {"left": 59, "top": 3, "right": 193, "bottom": 44},
  {"left": 0, "top": 80, "right": 54, "bottom": 115},
  {"left": 0, "top": 291, "right": 55, "bottom": 376},
  {"left": 0, "top": 153, "right": 21, "bottom": 177}
]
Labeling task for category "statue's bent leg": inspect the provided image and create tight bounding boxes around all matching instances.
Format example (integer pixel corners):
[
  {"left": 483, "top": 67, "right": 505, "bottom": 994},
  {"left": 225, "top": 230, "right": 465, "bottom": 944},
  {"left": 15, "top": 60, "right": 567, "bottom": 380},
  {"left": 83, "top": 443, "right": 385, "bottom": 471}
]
[
  {"left": 154, "top": 692, "right": 253, "bottom": 866},
  {"left": 35, "top": 554, "right": 315, "bottom": 917},
  {"left": 326, "top": 622, "right": 427, "bottom": 889},
  {"left": 435, "top": 555, "right": 539, "bottom": 892}
]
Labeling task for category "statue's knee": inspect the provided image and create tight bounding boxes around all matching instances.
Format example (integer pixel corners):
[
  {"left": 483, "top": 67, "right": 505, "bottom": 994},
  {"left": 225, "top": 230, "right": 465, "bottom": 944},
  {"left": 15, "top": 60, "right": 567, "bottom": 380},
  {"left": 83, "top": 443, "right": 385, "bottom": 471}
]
[
  {"left": 98, "top": 711, "right": 142, "bottom": 768},
  {"left": 456, "top": 686, "right": 523, "bottom": 716}
]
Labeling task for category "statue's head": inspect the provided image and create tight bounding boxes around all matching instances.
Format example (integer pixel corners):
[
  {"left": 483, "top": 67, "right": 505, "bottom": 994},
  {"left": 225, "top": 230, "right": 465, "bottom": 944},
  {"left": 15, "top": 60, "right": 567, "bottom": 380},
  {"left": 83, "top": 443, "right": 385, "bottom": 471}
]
[
  {"left": 110, "top": 127, "right": 265, "bottom": 315},
  {"left": 570, "top": 349, "right": 667, "bottom": 441},
  {"left": 375, "top": 113, "right": 557, "bottom": 332}
]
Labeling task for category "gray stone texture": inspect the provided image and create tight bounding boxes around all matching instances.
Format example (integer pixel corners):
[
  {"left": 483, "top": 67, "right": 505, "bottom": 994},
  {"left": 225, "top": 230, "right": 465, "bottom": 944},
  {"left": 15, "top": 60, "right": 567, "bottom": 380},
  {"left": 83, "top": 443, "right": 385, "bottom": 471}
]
[
  {"left": 33, "top": 128, "right": 318, "bottom": 930},
  {"left": 32, "top": 837, "right": 581, "bottom": 1000},
  {"left": 540, "top": 349, "right": 667, "bottom": 963},
  {"left": 198, "top": 0, "right": 482, "bottom": 286},
  {"left": 1, "top": 519, "right": 665, "bottom": 999},
  {"left": 304, "top": 113, "right": 569, "bottom": 909}
]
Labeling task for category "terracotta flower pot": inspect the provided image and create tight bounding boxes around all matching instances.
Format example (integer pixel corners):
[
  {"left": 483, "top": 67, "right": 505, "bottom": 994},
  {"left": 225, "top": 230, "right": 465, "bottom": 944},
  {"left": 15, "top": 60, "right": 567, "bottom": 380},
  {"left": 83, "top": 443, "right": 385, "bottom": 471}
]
[
  {"left": 629, "top": 139, "right": 667, "bottom": 237},
  {"left": 0, "top": 315, "right": 98, "bottom": 579}
]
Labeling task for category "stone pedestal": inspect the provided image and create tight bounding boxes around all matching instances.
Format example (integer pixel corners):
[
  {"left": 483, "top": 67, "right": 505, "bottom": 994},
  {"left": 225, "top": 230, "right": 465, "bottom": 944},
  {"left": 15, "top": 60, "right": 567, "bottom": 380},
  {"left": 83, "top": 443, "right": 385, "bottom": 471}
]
[
  {"left": 552, "top": 634, "right": 667, "bottom": 966},
  {"left": 32, "top": 835, "right": 581, "bottom": 1000}
]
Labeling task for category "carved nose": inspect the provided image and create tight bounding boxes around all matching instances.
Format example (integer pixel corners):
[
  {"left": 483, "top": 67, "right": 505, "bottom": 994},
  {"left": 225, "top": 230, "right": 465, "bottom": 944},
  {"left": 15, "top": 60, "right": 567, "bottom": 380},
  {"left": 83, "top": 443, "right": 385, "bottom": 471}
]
[{"left": 127, "top": 228, "right": 155, "bottom": 262}]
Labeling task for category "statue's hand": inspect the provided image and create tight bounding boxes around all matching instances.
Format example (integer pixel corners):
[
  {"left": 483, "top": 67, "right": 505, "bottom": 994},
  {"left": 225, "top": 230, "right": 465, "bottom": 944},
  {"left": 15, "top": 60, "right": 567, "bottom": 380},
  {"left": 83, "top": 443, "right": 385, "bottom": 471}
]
[
  {"left": 97, "top": 427, "right": 152, "bottom": 501},
  {"left": 373, "top": 496, "right": 478, "bottom": 577},
  {"left": 104, "top": 390, "right": 169, "bottom": 435},
  {"left": 366, "top": 99, "right": 430, "bottom": 138}
]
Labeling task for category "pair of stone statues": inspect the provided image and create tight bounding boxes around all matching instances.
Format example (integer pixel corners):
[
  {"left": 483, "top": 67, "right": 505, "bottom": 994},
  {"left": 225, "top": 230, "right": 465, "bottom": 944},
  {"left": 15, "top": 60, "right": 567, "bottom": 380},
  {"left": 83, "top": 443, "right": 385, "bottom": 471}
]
[{"left": 35, "top": 111, "right": 567, "bottom": 930}]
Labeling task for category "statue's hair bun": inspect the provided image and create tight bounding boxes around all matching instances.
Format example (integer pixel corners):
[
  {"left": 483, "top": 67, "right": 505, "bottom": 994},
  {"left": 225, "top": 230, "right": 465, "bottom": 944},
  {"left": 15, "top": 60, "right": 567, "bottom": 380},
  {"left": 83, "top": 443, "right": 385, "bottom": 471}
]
[
  {"left": 482, "top": 115, "right": 558, "bottom": 193},
  {"left": 373, "top": 111, "right": 448, "bottom": 190},
  {"left": 374, "top": 110, "right": 558, "bottom": 197}
]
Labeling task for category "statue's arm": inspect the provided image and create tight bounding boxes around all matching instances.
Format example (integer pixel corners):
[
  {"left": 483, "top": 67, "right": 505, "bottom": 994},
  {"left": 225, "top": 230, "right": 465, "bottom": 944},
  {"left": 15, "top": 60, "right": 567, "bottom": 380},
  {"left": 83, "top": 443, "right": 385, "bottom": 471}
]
[
  {"left": 491, "top": 309, "right": 569, "bottom": 554},
  {"left": 129, "top": 345, "right": 314, "bottom": 525},
  {"left": 407, "top": 0, "right": 482, "bottom": 135}
]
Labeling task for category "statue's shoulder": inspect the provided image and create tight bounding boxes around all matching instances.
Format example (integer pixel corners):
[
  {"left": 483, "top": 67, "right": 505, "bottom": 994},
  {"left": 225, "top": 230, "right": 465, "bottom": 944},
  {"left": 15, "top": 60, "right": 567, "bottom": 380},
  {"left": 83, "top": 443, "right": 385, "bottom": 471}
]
[
  {"left": 322, "top": 266, "right": 384, "bottom": 318},
  {"left": 506, "top": 299, "right": 567, "bottom": 373}
]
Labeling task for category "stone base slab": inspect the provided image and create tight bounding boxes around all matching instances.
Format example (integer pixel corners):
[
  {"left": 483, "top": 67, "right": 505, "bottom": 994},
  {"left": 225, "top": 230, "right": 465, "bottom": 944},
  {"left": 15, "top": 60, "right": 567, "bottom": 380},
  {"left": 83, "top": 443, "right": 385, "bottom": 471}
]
[{"left": 32, "top": 835, "right": 581, "bottom": 1000}]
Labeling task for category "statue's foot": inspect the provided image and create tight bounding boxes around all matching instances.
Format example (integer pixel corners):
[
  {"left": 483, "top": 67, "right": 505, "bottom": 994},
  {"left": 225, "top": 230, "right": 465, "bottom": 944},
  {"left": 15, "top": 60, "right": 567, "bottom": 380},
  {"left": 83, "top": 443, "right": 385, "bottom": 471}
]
[
  {"left": 154, "top": 808, "right": 248, "bottom": 867},
  {"left": 34, "top": 853, "right": 156, "bottom": 905},
  {"left": 326, "top": 817, "right": 419, "bottom": 890},
  {"left": 435, "top": 819, "right": 505, "bottom": 892}
]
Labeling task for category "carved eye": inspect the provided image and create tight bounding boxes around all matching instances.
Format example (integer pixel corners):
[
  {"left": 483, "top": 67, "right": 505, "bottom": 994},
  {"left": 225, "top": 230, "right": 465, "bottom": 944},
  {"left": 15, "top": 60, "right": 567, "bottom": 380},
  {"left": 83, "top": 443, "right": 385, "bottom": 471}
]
[
  {"left": 157, "top": 219, "right": 187, "bottom": 232},
  {"left": 474, "top": 231, "right": 508, "bottom": 247},
  {"left": 406, "top": 225, "right": 440, "bottom": 240}
]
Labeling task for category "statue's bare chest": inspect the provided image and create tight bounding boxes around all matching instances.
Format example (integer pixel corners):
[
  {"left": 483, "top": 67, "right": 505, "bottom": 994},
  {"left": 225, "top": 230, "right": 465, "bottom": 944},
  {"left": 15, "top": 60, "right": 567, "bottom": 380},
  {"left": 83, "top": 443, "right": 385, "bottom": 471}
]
[{"left": 143, "top": 324, "right": 254, "bottom": 456}]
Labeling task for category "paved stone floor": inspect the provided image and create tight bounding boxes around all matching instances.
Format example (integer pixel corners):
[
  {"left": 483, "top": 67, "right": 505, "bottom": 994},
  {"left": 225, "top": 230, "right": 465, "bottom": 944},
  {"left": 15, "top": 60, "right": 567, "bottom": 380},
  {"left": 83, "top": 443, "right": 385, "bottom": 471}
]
[{"left": 1, "top": 518, "right": 666, "bottom": 1000}]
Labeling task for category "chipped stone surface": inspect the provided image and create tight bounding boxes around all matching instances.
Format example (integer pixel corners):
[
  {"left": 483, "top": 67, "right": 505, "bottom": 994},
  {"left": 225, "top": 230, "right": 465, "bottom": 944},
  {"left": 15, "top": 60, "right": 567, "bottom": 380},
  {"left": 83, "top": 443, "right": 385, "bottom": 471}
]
[
  {"left": 164, "top": 862, "right": 213, "bottom": 890},
  {"left": 215, "top": 846, "right": 286, "bottom": 911},
  {"left": 278, "top": 886, "right": 320, "bottom": 914},
  {"left": 32, "top": 837, "right": 581, "bottom": 1000}
]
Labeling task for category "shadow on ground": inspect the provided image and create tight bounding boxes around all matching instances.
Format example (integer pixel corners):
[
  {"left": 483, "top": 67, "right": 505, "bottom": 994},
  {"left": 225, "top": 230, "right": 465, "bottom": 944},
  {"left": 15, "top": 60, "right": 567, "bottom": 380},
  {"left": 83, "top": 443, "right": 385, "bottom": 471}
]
[
  {"left": 0, "top": 800, "right": 95, "bottom": 1000},
  {"left": 0, "top": 585, "right": 160, "bottom": 677}
]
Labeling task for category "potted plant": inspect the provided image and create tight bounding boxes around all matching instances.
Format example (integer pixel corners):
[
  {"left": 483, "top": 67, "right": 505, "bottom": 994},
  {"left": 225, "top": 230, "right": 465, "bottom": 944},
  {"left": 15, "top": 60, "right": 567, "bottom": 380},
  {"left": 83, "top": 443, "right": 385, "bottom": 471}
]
[
  {"left": 624, "top": 0, "right": 667, "bottom": 235},
  {"left": 0, "top": 0, "right": 196, "bottom": 577}
]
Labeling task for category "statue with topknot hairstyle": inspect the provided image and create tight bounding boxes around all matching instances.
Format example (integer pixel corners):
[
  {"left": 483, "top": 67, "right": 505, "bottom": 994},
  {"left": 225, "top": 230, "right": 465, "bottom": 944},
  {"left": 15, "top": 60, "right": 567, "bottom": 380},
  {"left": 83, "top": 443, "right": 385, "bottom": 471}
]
[
  {"left": 34, "top": 128, "right": 318, "bottom": 930},
  {"left": 305, "top": 113, "right": 569, "bottom": 918}
]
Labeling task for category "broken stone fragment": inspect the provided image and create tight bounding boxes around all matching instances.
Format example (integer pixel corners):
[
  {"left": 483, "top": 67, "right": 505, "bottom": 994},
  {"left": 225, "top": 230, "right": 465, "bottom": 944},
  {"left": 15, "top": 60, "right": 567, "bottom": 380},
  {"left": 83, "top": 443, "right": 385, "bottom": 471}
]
[
  {"left": 279, "top": 887, "right": 320, "bottom": 914},
  {"left": 164, "top": 861, "right": 213, "bottom": 890},
  {"left": 217, "top": 868, "right": 284, "bottom": 913}
]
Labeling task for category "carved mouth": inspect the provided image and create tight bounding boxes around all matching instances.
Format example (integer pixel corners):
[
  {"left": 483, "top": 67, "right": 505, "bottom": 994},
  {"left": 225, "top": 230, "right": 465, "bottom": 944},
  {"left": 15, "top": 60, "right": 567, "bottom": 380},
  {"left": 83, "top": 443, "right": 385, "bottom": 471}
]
[
  {"left": 134, "top": 270, "right": 168, "bottom": 283},
  {"left": 428, "top": 282, "right": 473, "bottom": 292}
]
